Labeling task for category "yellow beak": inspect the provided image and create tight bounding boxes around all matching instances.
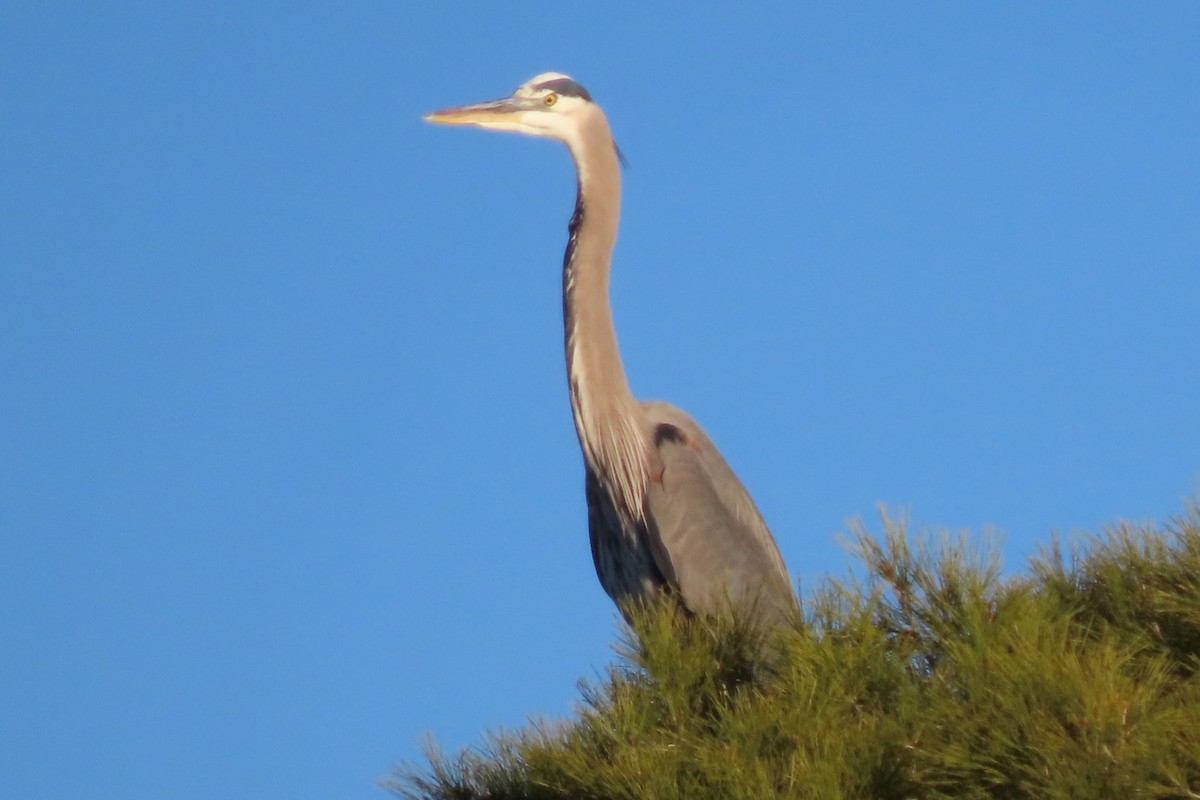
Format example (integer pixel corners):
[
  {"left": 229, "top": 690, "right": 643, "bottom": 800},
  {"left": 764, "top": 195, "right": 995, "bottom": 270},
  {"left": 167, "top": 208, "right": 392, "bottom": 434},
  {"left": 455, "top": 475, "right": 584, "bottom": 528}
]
[{"left": 423, "top": 97, "right": 531, "bottom": 127}]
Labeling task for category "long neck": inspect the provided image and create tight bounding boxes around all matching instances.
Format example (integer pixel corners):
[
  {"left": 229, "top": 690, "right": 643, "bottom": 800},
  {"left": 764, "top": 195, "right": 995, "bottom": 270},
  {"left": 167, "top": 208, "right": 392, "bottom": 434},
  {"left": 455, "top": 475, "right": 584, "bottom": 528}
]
[{"left": 562, "top": 118, "right": 650, "bottom": 518}]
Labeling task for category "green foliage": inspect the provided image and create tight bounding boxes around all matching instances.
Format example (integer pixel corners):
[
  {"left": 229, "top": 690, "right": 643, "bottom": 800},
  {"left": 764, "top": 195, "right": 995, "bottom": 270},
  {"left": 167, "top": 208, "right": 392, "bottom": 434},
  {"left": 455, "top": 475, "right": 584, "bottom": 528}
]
[{"left": 390, "top": 506, "right": 1200, "bottom": 799}]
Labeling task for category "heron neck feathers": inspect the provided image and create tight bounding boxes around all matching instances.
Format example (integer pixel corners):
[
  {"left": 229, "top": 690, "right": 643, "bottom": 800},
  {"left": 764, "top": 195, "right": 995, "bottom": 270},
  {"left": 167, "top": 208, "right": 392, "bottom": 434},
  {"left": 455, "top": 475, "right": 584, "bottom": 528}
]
[{"left": 562, "top": 119, "right": 650, "bottom": 520}]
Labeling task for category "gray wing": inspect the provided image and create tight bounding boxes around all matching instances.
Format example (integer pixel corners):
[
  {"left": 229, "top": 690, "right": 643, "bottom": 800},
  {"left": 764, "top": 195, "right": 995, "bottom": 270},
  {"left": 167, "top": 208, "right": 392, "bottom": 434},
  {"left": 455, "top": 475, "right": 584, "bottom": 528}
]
[{"left": 640, "top": 400, "right": 796, "bottom": 623}]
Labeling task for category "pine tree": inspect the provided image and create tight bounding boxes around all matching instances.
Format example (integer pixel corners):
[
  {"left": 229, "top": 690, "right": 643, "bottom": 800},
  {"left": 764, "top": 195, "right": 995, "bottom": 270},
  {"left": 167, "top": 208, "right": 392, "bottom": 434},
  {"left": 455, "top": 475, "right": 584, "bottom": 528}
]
[{"left": 391, "top": 503, "right": 1200, "bottom": 799}]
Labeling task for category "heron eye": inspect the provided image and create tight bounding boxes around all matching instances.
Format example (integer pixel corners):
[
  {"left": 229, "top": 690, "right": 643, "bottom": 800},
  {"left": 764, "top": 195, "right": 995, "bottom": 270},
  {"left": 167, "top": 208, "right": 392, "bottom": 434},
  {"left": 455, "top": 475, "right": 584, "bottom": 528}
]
[{"left": 544, "top": 92, "right": 557, "bottom": 106}]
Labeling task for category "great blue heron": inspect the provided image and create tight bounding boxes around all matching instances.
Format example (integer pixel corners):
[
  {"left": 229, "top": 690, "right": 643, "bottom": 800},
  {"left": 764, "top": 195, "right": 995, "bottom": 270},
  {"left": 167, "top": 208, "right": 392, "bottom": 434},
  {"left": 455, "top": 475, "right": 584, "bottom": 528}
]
[{"left": 425, "top": 73, "right": 796, "bottom": 627}]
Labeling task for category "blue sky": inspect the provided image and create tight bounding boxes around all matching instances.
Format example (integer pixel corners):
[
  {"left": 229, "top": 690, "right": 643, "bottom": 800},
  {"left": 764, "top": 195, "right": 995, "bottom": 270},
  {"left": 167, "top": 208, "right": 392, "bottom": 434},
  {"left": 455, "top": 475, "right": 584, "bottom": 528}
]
[{"left": 2, "top": 3, "right": 1198, "bottom": 799}]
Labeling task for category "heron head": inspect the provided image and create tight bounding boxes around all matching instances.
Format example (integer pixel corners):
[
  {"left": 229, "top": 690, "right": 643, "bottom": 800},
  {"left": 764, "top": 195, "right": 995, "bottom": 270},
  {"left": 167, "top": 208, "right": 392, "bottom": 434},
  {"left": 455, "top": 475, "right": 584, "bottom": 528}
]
[{"left": 424, "top": 72, "right": 597, "bottom": 145}]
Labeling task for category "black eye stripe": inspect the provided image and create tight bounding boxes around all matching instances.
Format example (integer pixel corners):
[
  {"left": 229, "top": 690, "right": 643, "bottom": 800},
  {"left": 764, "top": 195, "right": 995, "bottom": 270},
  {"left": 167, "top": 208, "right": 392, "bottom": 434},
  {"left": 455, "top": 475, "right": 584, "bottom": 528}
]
[{"left": 531, "top": 78, "right": 592, "bottom": 102}]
